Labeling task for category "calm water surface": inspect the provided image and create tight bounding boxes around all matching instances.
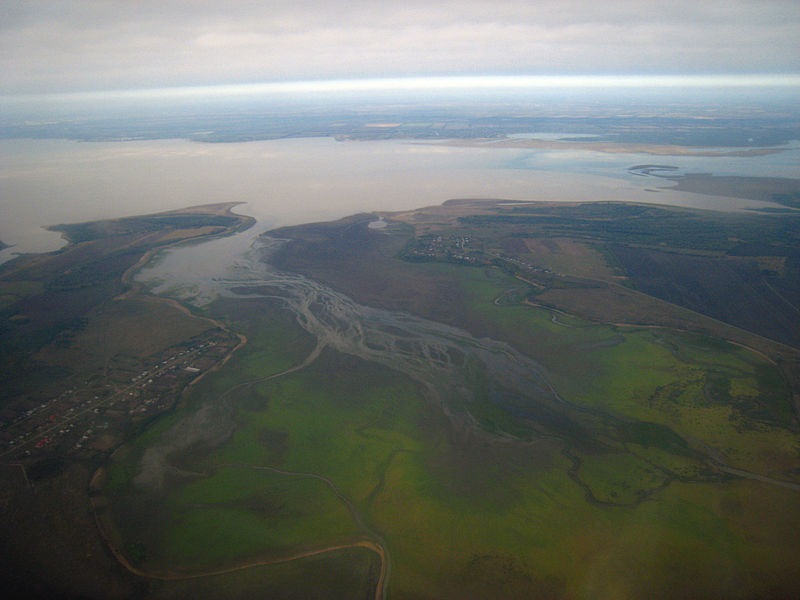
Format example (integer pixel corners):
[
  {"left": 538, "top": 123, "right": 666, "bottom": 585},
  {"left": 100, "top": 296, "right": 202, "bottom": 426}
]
[{"left": 1, "top": 137, "right": 796, "bottom": 270}]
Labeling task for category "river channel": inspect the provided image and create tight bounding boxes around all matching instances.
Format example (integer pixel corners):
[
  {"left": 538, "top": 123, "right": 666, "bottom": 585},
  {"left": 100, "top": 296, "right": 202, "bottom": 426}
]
[{"left": 151, "top": 234, "right": 564, "bottom": 435}]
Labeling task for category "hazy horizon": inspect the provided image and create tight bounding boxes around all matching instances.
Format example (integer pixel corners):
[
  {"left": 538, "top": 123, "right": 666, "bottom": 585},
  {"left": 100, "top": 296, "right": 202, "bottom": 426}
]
[
  {"left": 4, "top": 73, "right": 800, "bottom": 101},
  {"left": 3, "top": 1, "right": 799, "bottom": 95}
]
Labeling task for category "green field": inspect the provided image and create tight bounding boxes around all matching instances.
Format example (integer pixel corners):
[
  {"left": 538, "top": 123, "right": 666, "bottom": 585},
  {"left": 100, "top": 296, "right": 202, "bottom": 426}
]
[
  {"left": 148, "top": 547, "right": 379, "bottom": 600},
  {"left": 103, "top": 253, "right": 800, "bottom": 598}
]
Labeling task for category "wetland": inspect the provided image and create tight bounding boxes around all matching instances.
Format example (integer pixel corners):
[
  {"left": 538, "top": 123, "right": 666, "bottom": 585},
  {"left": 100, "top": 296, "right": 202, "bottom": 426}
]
[
  {"left": 2, "top": 94, "right": 800, "bottom": 598},
  {"left": 101, "top": 199, "right": 800, "bottom": 599}
]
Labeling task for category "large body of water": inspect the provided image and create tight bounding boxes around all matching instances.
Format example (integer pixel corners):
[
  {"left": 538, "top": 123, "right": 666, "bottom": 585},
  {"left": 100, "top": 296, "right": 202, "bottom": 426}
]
[{"left": 1, "top": 136, "right": 797, "bottom": 267}]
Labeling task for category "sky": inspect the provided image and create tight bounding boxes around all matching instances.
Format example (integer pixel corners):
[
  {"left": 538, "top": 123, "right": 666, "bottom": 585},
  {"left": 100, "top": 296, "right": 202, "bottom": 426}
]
[{"left": 1, "top": 0, "right": 800, "bottom": 95}]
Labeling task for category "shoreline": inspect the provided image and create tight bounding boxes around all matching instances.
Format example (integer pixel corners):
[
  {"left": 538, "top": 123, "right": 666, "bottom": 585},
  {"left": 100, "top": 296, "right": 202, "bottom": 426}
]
[{"left": 424, "top": 136, "right": 789, "bottom": 157}]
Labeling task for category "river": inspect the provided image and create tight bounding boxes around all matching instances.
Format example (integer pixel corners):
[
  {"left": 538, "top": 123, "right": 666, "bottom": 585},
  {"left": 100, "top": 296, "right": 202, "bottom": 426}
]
[{"left": 131, "top": 234, "right": 578, "bottom": 498}]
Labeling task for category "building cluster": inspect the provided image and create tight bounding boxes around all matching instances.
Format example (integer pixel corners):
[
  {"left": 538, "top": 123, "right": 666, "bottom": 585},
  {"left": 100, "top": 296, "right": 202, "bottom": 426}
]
[
  {"left": 402, "top": 233, "right": 554, "bottom": 280},
  {"left": 0, "top": 330, "right": 238, "bottom": 463},
  {"left": 403, "top": 234, "right": 480, "bottom": 264}
]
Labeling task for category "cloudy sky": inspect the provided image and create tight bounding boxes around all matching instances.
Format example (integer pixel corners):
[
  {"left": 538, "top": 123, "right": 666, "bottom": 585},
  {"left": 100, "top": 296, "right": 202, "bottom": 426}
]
[{"left": 2, "top": 0, "right": 799, "bottom": 95}]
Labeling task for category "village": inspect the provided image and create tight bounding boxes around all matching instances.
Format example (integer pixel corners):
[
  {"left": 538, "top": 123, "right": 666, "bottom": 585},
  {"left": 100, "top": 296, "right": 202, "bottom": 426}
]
[
  {"left": 401, "top": 233, "right": 481, "bottom": 264},
  {"left": 401, "top": 231, "right": 553, "bottom": 281},
  {"left": 0, "top": 328, "right": 239, "bottom": 463}
]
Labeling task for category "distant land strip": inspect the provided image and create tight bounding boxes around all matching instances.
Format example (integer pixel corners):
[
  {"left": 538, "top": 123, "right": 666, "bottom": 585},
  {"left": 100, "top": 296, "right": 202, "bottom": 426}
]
[{"left": 428, "top": 137, "right": 787, "bottom": 157}]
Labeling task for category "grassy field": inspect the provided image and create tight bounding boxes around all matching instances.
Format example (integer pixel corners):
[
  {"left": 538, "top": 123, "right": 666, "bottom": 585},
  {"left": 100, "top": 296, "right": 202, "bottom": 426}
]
[
  {"left": 103, "top": 263, "right": 800, "bottom": 597},
  {"left": 100, "top": 204, "right": 800, "bottom": 598},
  {"left": 156, "top": 467, "right": 361, "bottom": 570},
  {"left": 35, "top": 296, "right": 215, "bottom": 372},
  {"left": 148, "top": 547, "right": 379, "bottom": 600},
  {"left": 438, "top": 262, "right": 797, "bottom": 478}
]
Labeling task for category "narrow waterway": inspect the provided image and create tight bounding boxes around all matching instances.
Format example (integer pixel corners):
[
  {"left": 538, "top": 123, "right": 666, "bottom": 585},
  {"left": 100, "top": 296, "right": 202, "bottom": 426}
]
[
  {"left": 131, "top": 230, "right": 582, "bottom": 508},
  {"left": 217, "top": 237, "right": 561, "bottom": 428}
]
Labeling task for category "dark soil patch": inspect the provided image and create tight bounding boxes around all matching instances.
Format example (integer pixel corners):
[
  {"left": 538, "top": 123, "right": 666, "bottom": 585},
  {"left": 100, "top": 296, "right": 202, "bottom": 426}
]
[
  {"left": 609, "top": 245, "right": 800, "bottom": 348},
  {"left": 257, "top": 428, "right": 289, "bottom": 463}
]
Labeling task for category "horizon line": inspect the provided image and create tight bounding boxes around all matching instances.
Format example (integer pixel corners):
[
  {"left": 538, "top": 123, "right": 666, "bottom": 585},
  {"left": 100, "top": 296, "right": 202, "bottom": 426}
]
[{"left": 5, "top": 74, "right": 800, "bottom": 102}]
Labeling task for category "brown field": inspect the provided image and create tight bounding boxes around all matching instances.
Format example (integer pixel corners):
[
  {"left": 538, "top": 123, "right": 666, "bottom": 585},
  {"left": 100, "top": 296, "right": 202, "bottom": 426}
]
[
  {"left": 522, "top": 237, "right": 617, "bottom": 280},
  {"left": 35, "top": 296, "right": 215, "bottom": 372},
  {"left": 609, "top": 246, "right": 800, "bottom": 348},
  {"left": 0, "top": 462, "right": 140, "bottom": 599}
]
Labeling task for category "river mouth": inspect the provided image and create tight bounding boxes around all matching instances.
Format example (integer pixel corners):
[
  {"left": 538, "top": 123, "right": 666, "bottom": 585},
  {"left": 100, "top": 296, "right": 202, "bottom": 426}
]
[
  {"left": 221, "top": 236, "right": 559, "bottom": 432},
  {"left": 132, "top": 230, "right": 625, "bottom": 470}
]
